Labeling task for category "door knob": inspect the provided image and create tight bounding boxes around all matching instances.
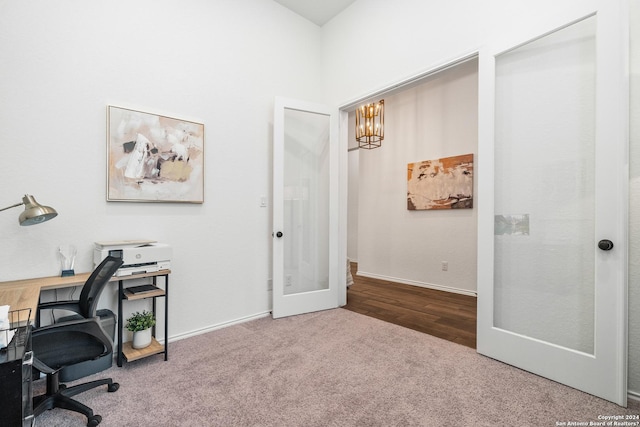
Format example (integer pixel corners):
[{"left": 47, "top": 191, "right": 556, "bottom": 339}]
[{"left": 598, "top": 240, "right": 614, "bottom": 251}]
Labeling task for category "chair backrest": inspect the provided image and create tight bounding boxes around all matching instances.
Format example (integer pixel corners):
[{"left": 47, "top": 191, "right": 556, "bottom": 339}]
[{"left": 78, "top": 256, "right": 123, "bottom": 318}]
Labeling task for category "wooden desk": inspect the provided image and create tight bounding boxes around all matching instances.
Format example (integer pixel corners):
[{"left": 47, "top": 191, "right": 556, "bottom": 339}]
[
  {"left": 0, "top": 285, "right": 41, "bottom": 322},
  {"left": 0, "top": 270, "right": 170, "bottom": 313},
  {"left": 0, "top": 270, "right": 171, "bottom": 366},
  {"left": 0, "top": 274, "right": 90, "bottom": 323}
]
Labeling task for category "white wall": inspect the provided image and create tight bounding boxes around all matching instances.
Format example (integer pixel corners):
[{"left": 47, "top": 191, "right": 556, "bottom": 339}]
[
  {"left": 629, "top": 0, "right": 640, "bottom": 401},
  {"left": 0, "top": 0, "right": 323, "bottom": 338},
  {"left": 323, "top": 0, "right": 639, "bottom": 397},
  {"left": 354, "top": 59, "right": 478, "bottom": 295},
  {"left": 347, "top": 160, "right": 359, "bottom": 261},
  {"left": 347, "top": 111, "right": 359, "bottom": 262}
]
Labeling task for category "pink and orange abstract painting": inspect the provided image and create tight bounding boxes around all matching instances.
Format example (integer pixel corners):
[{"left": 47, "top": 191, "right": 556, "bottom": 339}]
[{"left": 407, "top": 154, "right": 473, "bottom": 210}]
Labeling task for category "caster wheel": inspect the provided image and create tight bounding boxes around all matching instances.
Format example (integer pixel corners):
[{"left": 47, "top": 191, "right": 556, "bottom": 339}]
[
  {"left": 108, "top": 382, "right": 120, "bottom": 392},
  {"left": 87, "top": 414, "right": 102, "bottom": 426}
]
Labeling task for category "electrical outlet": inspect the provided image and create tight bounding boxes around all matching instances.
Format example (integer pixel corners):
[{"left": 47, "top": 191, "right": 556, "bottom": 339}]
[
  {"left": 285, "top": 275, "right": 293, "bottom": 287},
  {"left": 441, "top": 261, "right": 448, "bottom": 271}
]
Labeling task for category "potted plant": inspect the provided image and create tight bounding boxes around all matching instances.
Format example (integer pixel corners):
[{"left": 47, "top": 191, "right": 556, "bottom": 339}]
[{"left": 125, "top": 310, "right": 156, "bottom": 349}]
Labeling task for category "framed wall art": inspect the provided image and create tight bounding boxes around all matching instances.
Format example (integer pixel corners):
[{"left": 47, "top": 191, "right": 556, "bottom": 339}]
[
  {"left": 107, "top": 106, "right": 204, "bottom": 203},
  {"left": 407, "top": 153, "right": 473, "bottom": 210}
]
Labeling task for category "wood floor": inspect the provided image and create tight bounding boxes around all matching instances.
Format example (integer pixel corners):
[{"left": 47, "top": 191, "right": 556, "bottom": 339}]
[{"left": 344, "top": 263, "right": 477, "bottom": 348}]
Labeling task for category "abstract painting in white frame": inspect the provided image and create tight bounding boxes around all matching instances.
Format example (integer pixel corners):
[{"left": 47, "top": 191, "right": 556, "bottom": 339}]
[{"left": 107, "top": 106, "right": 204, "bottom": 203}]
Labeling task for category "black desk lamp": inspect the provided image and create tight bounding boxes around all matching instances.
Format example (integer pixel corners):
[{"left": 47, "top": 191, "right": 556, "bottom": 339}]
[{"left": 0, "top": 194, "right": 58, "bottom": 225}]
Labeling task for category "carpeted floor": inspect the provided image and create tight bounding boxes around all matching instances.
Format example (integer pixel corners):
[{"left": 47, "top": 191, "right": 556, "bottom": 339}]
[{"left": 35, "top": 308, "right": 639, "bottom": 426}]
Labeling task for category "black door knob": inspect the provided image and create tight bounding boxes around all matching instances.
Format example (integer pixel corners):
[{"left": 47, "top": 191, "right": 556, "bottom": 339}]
[
  {"left": 275, "top": 231, "right": 283, "bottom": 238},
  {"left": 598, "top": 240, "right": 614, "bottom": 251}
]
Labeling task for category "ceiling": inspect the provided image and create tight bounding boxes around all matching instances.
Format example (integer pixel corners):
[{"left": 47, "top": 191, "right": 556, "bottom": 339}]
[{"left": 272, "top": 0, "right": 357, "bottom": 26}]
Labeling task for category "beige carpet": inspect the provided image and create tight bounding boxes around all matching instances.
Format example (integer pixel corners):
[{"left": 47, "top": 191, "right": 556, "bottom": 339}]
[{"left": 35, "top": 308, "right": 639, "bottom": 426}]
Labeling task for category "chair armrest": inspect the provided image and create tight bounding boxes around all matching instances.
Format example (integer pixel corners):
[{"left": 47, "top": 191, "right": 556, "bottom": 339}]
[
  {"left": 36, "top": 300, "right": 82, "bottom": 327},
  {"left": 38, "top": 300, "right": 82, "bottom": 314},
  {"left": 32, "top": 352, "right": 54, "bottom": 374}
]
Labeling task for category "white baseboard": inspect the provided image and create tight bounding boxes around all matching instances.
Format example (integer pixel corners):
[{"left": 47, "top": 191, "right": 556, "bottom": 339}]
[
  {"left": 629, "top": 390, "right": 640, "bottom": 403},
  {"left": 166, "top": 311, "right": 271, "bottom": 344},
  {"left": 356, "top": 271, "right": 477, "bottom": 297}
]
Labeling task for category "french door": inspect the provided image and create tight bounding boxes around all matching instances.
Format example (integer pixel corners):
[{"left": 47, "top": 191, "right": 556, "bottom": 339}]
[
  {"left": 477, "top": 1, "right": 628, "bottom": 406},
  {"left": 272, "top": 97, "right": 341, "bottom": 318}
]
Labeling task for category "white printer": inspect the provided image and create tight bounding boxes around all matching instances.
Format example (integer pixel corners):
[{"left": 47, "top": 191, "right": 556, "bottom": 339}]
[{"left": 94, "top": 240, "right": 172, "bottom": 276}]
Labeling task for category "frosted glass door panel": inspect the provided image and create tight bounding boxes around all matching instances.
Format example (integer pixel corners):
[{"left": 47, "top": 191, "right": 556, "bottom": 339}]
[
  {"left": 493, "top": 17, "right": 596, "bottom": 354},
  {"left": 283, "top": 108, "right": 330, "bottom": 296}
]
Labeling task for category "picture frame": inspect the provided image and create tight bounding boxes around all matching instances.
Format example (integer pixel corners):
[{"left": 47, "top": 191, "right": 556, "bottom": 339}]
[
  {"left": 107, "top": 106, "right": 204, "bottom": 203},
  {"left": 407, "top": 153, "right": 473, "bottom": 210}
]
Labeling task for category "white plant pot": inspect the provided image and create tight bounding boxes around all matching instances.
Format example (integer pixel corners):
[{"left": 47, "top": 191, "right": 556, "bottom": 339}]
[{"left": 132, "top": 328, "right": 152, "bottom": 349}]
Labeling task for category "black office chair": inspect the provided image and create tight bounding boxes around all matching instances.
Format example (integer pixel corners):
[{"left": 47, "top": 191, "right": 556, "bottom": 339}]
[
  {"left": 37, "top": 256, "right": 124, "bottom": 323},
  {"left": 32, "top": 317, "right": 120, "bottom": 426},
  {"left": 32, "top": 256, "right": 124, "bottom": 426}
]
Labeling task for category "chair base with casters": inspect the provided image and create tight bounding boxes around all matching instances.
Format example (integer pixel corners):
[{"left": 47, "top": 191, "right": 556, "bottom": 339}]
[
  {"left": 32, "top": 317, "right": 120, "bottom": 426},
  {"left": 33, "top": 370, "right": 119, "bottom": 427}
]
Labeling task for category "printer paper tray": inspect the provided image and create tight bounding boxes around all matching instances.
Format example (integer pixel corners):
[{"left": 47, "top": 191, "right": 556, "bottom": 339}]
[{"left": 115, "top": 264, "right": 163, "bottom": 277}]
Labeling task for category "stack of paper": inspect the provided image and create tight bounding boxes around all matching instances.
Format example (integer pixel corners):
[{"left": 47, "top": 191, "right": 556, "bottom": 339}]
[{"left": 0, "top": 305, "right": 16, "bottom": 349}]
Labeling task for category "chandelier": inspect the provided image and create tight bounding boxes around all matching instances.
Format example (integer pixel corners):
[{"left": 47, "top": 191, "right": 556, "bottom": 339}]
[{"left": 356, "top": 100, "right": 384, "bottom": 149}]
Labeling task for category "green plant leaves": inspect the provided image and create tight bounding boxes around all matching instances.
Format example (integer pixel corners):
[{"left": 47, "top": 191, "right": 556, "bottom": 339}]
[{"left": 125, "top": 310, "right": 156, "bottom": 332}]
